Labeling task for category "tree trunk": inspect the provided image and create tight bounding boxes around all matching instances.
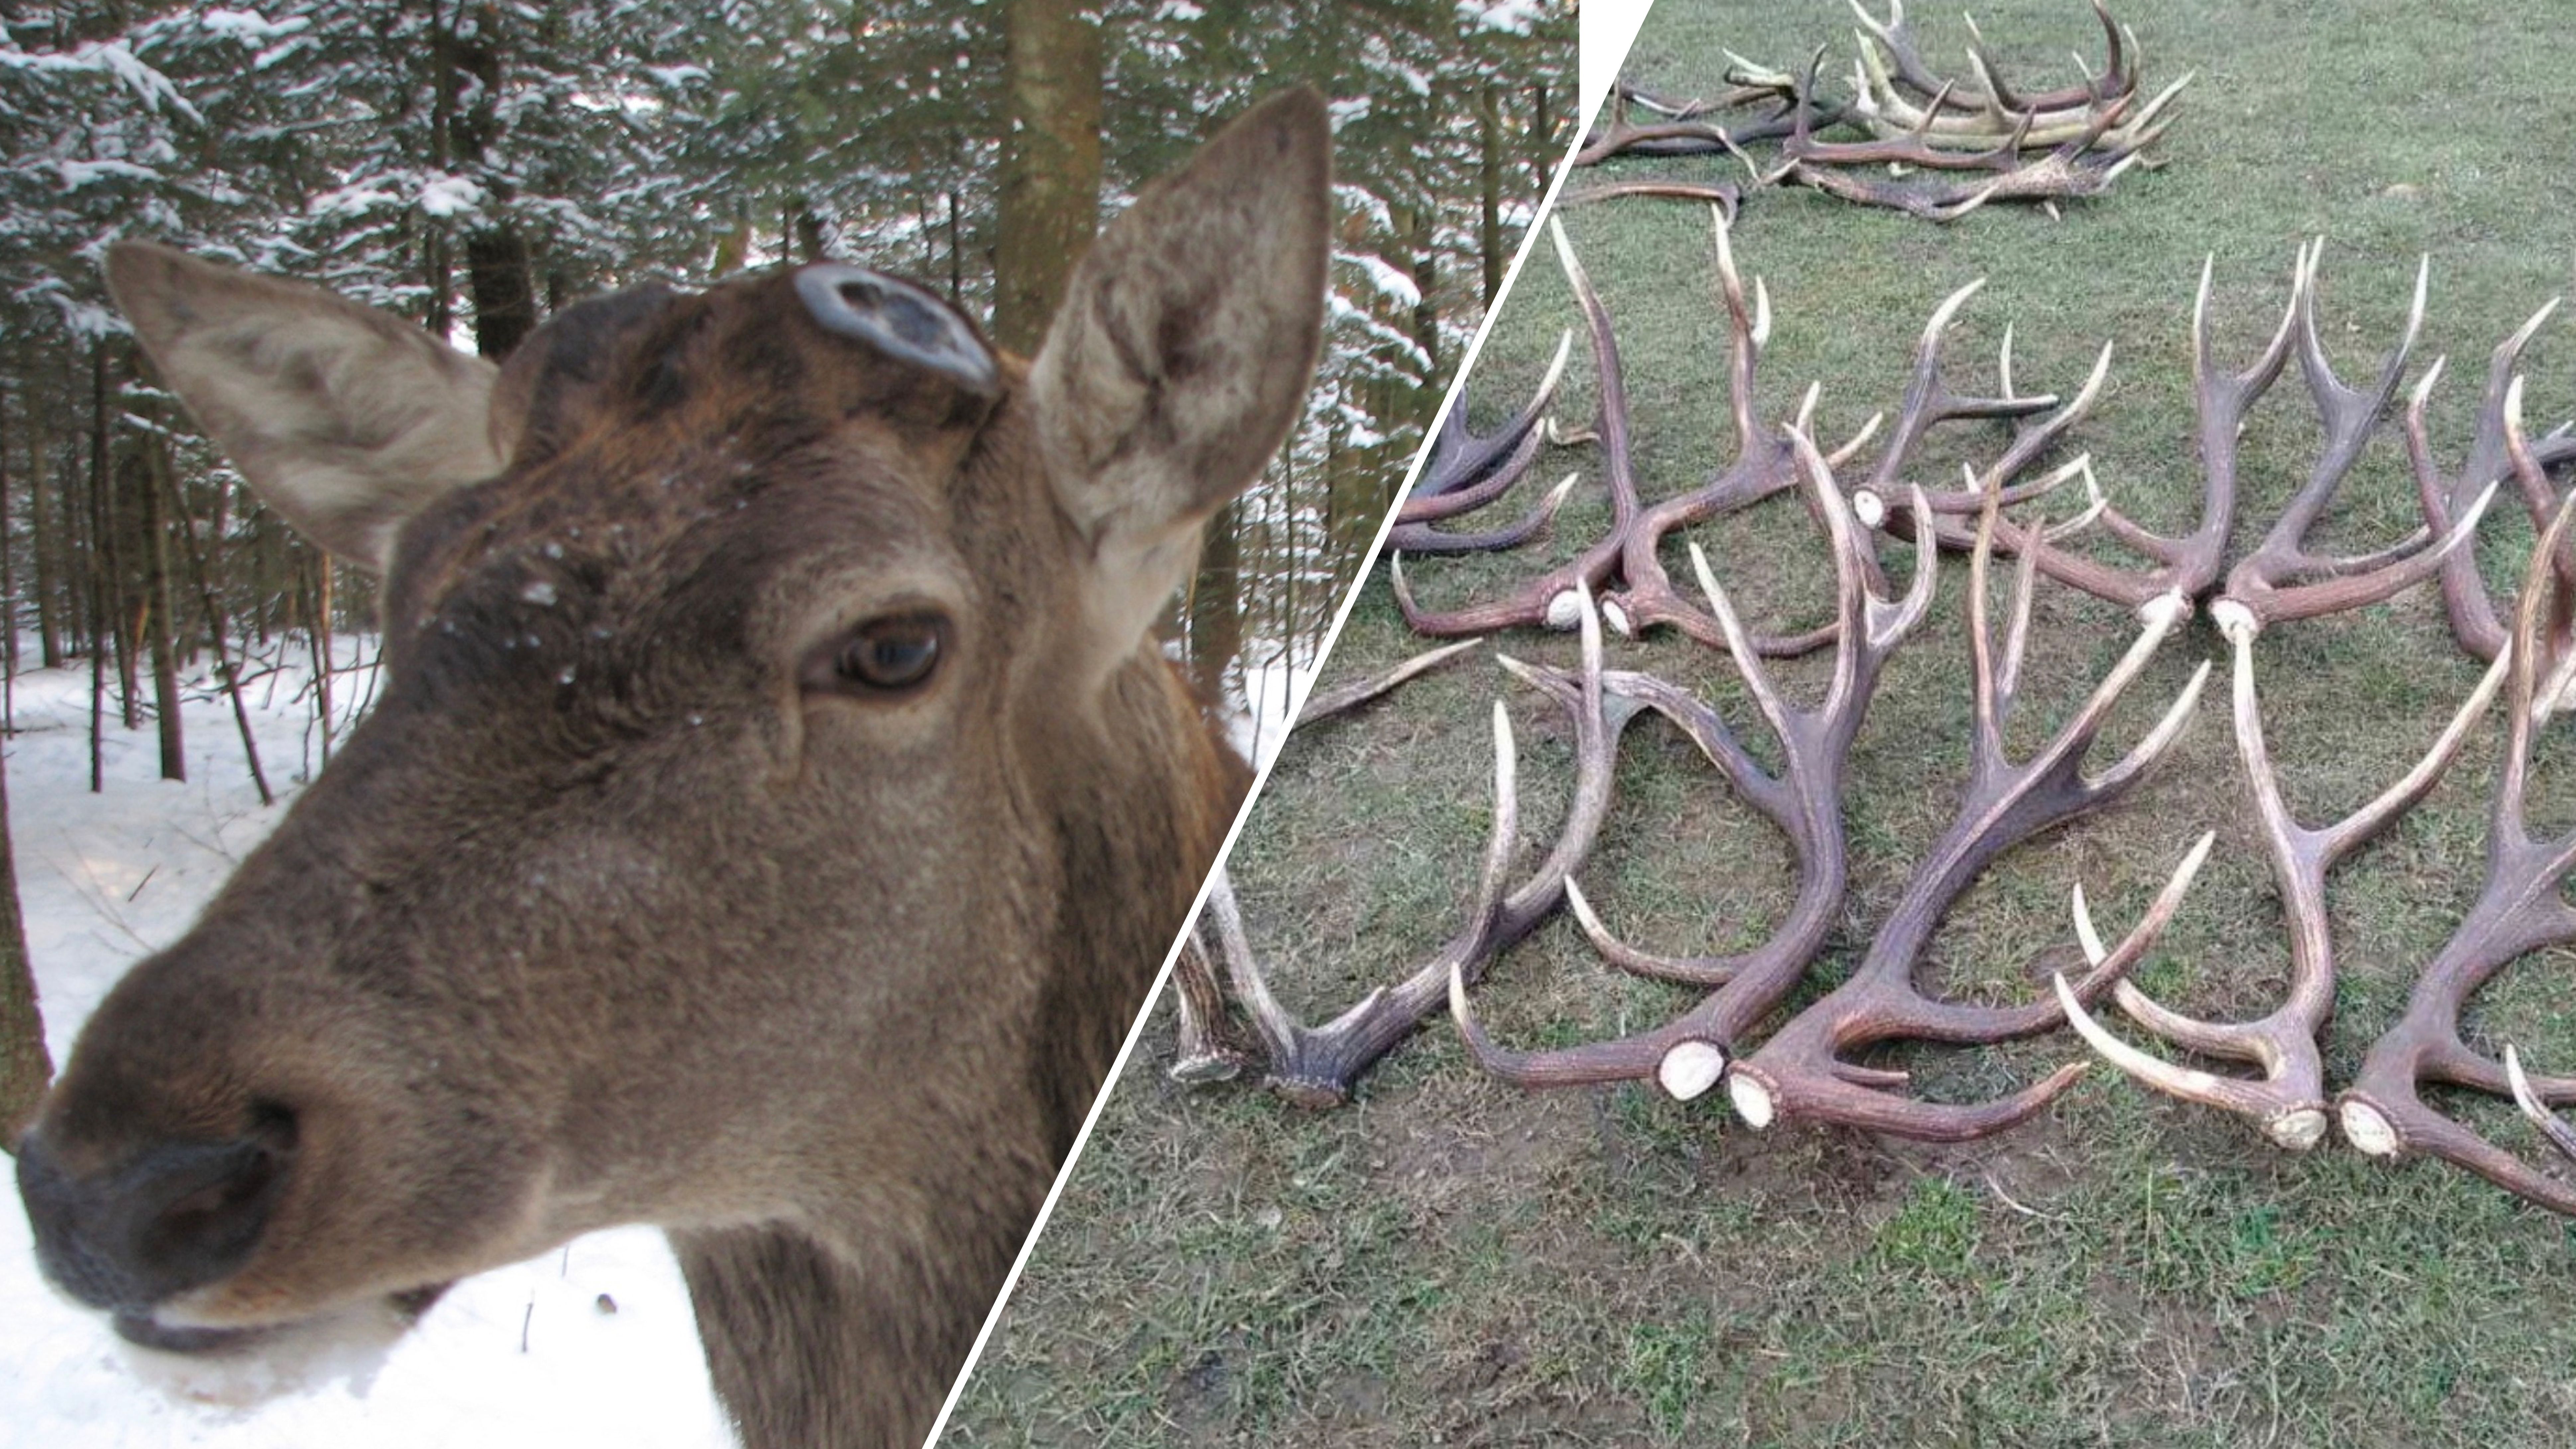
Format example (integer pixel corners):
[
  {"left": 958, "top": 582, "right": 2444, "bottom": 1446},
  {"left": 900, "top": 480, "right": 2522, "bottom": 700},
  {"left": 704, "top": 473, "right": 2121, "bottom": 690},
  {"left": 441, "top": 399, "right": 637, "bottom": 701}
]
[
  {"left": 1480, "top": 84, "right": 1504, "bottom": 307},
  {"left": 991, "top": 0, "right": 1102, "bottom": 353},
  {"left": 311, "top": 552, "right": 336, "bottom": 768},
  {"left": 1188, "top": 498, "right": 1242, "bottom": 701},
  {"left": 0, "top": 746, "right": 50, "bottom": 1143},
  {"left": 466, "top": 224, "right": 540, "bottom": 359},
  {"left": 164, "top": 448, "right": 271, "bottom": 807},
  {"left": 141, "top": 438, "right": 183, "bottom": 781},
  {"left": 29, "top": 394, "right": 59, "bottom": 671},
  {"left": 0, "top": 383, "right": 18, "bottom": 714},
  {"left": 1402, "top": 203, "right": 1442, "bottom": 410},
  {"left": 1531, "top": 81, "right": 1553, "bottom": 188}
]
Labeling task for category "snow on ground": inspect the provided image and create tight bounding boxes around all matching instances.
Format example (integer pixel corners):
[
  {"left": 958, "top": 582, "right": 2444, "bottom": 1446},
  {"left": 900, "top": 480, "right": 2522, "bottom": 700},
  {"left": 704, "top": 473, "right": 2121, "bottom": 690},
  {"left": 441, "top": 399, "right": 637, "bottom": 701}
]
[{"left": 1, "top": 642, "right": 732, "bottom": 1449}]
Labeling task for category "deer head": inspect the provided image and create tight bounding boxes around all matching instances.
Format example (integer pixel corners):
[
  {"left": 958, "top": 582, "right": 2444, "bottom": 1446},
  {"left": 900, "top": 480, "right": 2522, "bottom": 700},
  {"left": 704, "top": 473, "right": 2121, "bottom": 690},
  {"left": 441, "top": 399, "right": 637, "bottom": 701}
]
[{"left": 14, "top": 88, "right": 1329, "bottom": 1446}]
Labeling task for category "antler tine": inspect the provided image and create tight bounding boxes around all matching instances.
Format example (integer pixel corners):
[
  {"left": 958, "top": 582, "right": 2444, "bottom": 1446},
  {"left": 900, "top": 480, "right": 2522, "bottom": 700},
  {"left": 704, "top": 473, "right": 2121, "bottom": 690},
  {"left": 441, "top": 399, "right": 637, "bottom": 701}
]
[
  {"left": 1451, "top": 446, "right": 1933, "bottom": 1098},
  {"left": 1294, "top": 638, "right": 1483, "bottom": 726},
  {"left": 1722, "top": 465, "right": 2212, "bottom": 1142},
  {"left": 1394, "top": 221, "right": 1641, "bottom": 638},
  {"left": 1602, "top": 205, "right": 1838, "bottom": 658},
  {"left": 2414, "top": 297, "right": 2576, "bottom": 663},
  {"left": 2057, "top": 601, "right": 2509, "bottom": 1149},
  {"left": 2221, "top": 248, "right": 2497, "bottom": 629},
  {"left": 1388, "top": 474, "right": 1584, "bottom": 556},
  {"left": 2336, "top": 492, "right": 2576, "bottom": 1211},
  {"left": 1856, "top": 339, "right": 2114, "bottom": 537}
]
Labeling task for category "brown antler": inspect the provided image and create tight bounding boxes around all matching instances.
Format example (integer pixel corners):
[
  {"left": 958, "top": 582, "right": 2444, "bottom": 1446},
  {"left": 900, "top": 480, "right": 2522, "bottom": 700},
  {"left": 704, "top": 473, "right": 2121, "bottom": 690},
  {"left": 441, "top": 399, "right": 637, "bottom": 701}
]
[
  {"left": 1197, "top": 588, "right": 1648, "bottom": 1106},
  {"left": 2334, "top": 467, "right": 2576, "bottom": 1210},
  {"left": 1721, "top": 470, "right": 2212, "bottom": 1142},
  {"left": 1393, "top": 221, "right": 1640, "bottom": 638},
  {"left": 1390, "top": 331, "right": 1583, "bottom": 555},
  {"left": 1397, "top": 210, "right": 1881, "bottom": 656},
  {"left": 1865, "top": 243, "right": 2307, "bottom": 617},
  {"left": 2217, "top": 248, "right": 2499, "bottom": 629},
  {"left": 1169, "top": 930, "right": 1257, "bottom": 1083},
  {"left": 1448, "top": 424, "right": 1938, "bottom": 1099},
  {"left": 1600, "top": 206, "right": 2083, "bottom": 655},
  {"left": 1600, "top": 206, "right": 1904, "bottom": 655},
  {"left": 2054, "top": 602, "right": 2508, "bottom": 1148},
  {"left": 2408, "top": 299, "right": 2576, "bottom": 665},
  {"left": 1574, "top": 75, "right": 1846, "bottom": 167},
  {"left": 1291, "top": 638, "right": 1483, "bottom": 726},
  {"left": 1849, "top": 0, "right": 2135, "bottom": 120},
  {"left": 1169, "top": 637, "right": 1484, "bottom": 1082}
]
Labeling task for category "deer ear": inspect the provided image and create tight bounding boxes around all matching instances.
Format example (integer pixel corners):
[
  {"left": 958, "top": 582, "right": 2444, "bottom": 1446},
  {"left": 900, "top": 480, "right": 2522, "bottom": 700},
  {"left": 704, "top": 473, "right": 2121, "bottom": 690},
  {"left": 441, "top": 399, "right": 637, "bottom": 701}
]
[
  {"left": 107, "top": 241, "right": 504, "bottom": 573},
  {"left": 1029, "top": 87, "right": 1331, "bottom": 653}
]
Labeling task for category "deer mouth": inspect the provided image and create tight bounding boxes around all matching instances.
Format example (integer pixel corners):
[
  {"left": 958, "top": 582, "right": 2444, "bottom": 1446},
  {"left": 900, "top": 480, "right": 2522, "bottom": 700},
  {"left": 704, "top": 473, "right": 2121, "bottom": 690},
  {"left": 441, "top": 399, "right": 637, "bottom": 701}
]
[
  {"left": 112, "top": 1312, "right": 267, "bottom": 1355},
  {"left": 109, "top": 1282, "right": 455, "bottom": 1357}
]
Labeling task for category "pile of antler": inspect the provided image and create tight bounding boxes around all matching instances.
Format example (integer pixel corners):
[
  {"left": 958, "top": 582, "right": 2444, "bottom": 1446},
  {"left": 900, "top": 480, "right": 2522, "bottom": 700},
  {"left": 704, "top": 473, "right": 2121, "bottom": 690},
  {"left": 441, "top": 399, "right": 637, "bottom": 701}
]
[
  {"left": 1174, "top": 201, "right": 2576, "bottom": 1217},
  {"left": 1573, "top": 0, "right": 2188, "bottom": 223}
]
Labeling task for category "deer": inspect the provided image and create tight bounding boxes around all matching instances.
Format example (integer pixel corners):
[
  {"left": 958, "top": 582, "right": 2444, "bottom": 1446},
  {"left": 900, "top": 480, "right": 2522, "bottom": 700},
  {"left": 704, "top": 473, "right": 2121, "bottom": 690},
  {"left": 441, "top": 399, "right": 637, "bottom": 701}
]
[{"left": 10, "top": 87, "right": 1330, "bottom": 1448}]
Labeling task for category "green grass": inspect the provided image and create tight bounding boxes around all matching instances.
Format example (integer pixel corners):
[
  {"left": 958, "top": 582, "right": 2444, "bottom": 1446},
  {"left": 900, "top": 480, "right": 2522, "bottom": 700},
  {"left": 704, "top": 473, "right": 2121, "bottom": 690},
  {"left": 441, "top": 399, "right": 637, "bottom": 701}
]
[{"left": 945, "top": 2, "right": 2576, "bottom": 1445}]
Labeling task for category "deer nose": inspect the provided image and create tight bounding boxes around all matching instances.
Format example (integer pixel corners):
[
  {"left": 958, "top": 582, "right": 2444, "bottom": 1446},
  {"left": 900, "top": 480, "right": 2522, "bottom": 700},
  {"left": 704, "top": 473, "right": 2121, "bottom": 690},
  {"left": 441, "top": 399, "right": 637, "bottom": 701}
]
[{"left": 16, "top": 1126, "right": 290, "bottom": 1312}]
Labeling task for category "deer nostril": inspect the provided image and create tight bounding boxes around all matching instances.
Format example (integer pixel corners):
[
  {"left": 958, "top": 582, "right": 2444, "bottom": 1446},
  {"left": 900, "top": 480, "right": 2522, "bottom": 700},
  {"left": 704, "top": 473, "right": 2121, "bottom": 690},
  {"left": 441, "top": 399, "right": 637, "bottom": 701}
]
[
  {"left": 16, "top": 1124, "right": 291, "bottom": 1312},
  {"left": 135, "top": 1136, "right": 286, "bottom": 1290}
]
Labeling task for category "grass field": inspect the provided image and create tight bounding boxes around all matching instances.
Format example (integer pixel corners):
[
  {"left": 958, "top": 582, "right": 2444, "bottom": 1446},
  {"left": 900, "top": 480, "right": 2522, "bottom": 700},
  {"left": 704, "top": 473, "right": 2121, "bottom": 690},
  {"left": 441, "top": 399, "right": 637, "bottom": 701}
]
[{"left": 946, "top": 2, "right": 2576, "bottom": 1444}]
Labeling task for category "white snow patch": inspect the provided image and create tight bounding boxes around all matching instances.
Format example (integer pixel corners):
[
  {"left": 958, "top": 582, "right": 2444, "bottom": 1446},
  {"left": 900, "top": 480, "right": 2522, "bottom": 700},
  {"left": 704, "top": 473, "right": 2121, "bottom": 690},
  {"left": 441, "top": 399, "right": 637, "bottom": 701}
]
[
  {"left": 1336, "top": 249, "right": 1421, "bottom": 310},
  {"left": 0, "top": 644, "right": 733, "bottom": 1449},
  {"left": 417, "top": 174, "right": 486, "bottom": 218}
]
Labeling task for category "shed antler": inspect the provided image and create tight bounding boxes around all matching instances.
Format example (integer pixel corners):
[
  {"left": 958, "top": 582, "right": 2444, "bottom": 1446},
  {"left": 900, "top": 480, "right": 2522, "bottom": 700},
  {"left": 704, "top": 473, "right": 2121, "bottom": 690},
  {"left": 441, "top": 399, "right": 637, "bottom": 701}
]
[
  {"left": 1393, "top": 222, "right": 1641, "bottom": 637},
  {"left": 1755, "top": 46, "right": 2168, "bottom": 223},
  {"left": 2054, "top": 604, "right": 2508, "bottom": 1148},
  {"left": 1390, "top": 331, "right": 1582, "bottom": 556},
  {"left": 1869, "top": 242, "right": 2491, "bottom": 625},
  {"left": 1846, "top": 1, "right": 2186, "bottom": 155},
  {"left": 1722, "top": 470, "right": 2212, "bottom": 1141},
  {"left": 2335, "top": 480, "right": 2576, "bottom": 1211},
  {"left": 2408, "top": 299, "right": 2576, "bottom": 666},
  {"left": 2216, "top": 249, "right": 2499, "bottom": 630},
  {"left": 1448, "top": 422, "right": 1938, "bottom": 1100},
  {"left": 1191, "top": 588, "right": 1647, "bottom": 1106},
  {"left": 1601, "top": 205, "right": 1916, "bottom": 655},
  {"left": 1849, "top": 0, "right": 2137, "bottom": 121}
]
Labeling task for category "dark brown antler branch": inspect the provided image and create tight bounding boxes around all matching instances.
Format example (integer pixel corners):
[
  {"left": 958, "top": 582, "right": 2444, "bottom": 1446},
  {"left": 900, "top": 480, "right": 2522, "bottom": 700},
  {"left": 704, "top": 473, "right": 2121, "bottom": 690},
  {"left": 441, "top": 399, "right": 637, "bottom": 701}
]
[
  {"left": 1574, "top": 76, "right": 1848, "bottom": 167},
  {"left": 1720, "top": 469, "right": 2212, "bottom": 1142},
  {"left": 2334, "top": 463, "right": 2576, "bottom": 1211},
  {"left": 1390, "top": 332, "right": 1584, "bottom": 556},
  {"left": 2055, "top": 604, "right": 2507, "bottom": 1149},
  {"left": 1448, "top": 427, "right": 1938, "bottom": 1099},
  {"left": 1292, "top": 639, "right": 1483, "bottom": 726},
  {"left": 1600, "top": 205, "right": 1891, "bottom": 656}
]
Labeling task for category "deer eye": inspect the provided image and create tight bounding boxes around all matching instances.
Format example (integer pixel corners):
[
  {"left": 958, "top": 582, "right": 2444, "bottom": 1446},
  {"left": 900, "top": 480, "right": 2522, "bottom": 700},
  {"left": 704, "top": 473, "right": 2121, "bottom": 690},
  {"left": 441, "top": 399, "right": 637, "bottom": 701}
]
[{"left": 809, "top": 614, "right": 947, "bottom": 696}]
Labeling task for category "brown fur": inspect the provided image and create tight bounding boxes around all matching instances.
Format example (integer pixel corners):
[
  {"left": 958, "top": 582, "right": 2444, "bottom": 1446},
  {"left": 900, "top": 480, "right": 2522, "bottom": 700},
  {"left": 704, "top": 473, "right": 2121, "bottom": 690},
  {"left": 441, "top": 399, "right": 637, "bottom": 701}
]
[{"left": 17, "top": 90, "right": 1324, "bottom": 1448}]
